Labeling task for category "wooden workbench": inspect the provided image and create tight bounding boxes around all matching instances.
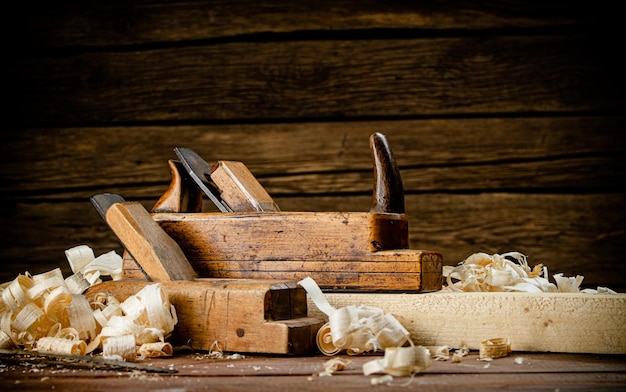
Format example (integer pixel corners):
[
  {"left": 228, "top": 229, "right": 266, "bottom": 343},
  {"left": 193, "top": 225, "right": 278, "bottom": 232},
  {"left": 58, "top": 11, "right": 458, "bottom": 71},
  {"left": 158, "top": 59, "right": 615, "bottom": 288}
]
[{"left": 1, "top": 350, "right": 625, "bottom": 391}]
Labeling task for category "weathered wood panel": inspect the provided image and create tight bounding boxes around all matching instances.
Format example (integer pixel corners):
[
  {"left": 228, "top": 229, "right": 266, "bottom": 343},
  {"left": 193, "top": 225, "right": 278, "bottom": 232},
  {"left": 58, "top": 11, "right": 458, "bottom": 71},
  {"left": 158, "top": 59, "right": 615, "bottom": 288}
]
[
  {"left": 2, "top": 117, "right": 624, "bottom": 196},
  {"left": 9, "top": 35, "right": 623, "bottom": 125},
  {"left": 15, "top": 1, "right": 598, "bottom": 49},
  {"left": 2, "top": 352, "right": 625, "bottom": 391}
]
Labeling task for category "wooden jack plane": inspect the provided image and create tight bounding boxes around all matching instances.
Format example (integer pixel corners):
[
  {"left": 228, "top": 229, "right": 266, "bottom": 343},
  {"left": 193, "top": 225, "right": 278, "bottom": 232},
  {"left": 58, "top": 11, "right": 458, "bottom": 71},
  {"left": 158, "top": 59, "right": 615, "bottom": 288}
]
[{"left": 125, "top": 132, "right": 442, "bottom": 292}]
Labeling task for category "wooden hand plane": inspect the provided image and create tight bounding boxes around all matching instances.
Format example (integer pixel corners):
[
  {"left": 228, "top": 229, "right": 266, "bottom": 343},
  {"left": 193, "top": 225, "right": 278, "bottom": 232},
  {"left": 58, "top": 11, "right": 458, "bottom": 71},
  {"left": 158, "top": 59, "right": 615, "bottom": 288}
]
[
  {"left": 88, "top": 194, "right": 324, "bottom": 355},
  {"left": 122, "top": 132, "right": 443, "bottom": 292}
]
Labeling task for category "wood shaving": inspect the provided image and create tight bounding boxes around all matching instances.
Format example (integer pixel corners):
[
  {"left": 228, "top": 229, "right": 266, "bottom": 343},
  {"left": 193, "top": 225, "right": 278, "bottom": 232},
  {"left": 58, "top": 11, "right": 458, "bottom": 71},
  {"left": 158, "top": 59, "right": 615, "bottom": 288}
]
[
  {"left": 425, "top": 345, "right": 450, "bottom": 361},
  {"left": 300, "top": 277, "right": 410, "bottom": 356},
  {"left": 0, "top": 245, "right": 177, "bottom": 362},
  {"left": 443, "top": 252, "right": 618, "bottom": 293},
  {"left": 317, "top": 357, "right": 352, "bottom": 377},
  {"left": 363, "top": 345, "right": 431, "bottom": 377},
  {"left": 300, "top": 277, "right": 433, "bottom": 377},
  {"left": 451, "top": 352, "right": 464, "bottom": 362},
  {"left": 452, "top": 346, "right": 470, "bottom": 362},
  {"left": 479, "top": 338, "right": 511, "bottom": 360},
  {"left": 315, "top": 323, "right": 339, "bottom": 356}
]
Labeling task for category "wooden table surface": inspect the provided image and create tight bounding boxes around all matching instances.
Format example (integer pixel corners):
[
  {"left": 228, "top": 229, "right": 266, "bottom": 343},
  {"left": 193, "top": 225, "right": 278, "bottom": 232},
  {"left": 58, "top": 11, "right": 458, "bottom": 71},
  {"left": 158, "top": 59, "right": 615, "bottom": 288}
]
[{"left": 1, "top": 350, "right": 625, "bottom": 391}]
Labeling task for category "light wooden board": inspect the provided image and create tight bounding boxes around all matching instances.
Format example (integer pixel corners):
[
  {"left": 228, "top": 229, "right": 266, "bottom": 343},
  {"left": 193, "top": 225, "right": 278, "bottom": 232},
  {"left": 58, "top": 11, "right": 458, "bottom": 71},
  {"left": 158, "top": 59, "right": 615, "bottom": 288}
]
[{"left": 307, "top": 291, "right": 626, "bottom": 354}]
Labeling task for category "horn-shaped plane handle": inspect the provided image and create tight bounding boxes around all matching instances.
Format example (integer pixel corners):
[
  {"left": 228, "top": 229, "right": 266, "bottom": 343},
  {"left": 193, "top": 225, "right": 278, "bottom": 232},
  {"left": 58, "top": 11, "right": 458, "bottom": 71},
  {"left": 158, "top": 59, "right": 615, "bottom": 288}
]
[{"left": 370, "top": 132, "right": 405, "bottom": 214}]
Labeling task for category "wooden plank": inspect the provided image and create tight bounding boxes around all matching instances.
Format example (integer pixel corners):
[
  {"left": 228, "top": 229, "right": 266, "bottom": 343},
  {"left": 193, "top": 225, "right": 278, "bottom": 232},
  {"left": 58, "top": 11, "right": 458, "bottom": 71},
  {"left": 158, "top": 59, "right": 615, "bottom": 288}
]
[
  {"left": 308, "top": 292, "right": 626, "bottom": 354},
  {"left": 15, "top": 1, "right": 597, "bottom": 49},
  {"left": 9, "top": 36, "right": 623, "bottom": 125},
  {"left": 5, "top": 154, "right": 623, "bottom": 198},
  {"left": 4, "top": 351, "right": 624, "bottom": 377},
  {"left": 2, "top": 118, "right": 624, "bottom": 195},
  {"left": 1, "top": 351, "right": 625, "bottom": 391},
  {"left": 267, "top": 155, "right": 626, "bottom": 193}
]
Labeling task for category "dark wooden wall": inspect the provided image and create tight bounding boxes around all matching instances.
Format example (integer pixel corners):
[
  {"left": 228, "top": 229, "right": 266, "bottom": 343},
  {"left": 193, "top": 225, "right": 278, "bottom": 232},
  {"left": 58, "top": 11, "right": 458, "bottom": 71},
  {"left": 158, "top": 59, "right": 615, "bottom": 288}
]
[{"left": 3, "top": 1, "right": 625, "bottom": 291}]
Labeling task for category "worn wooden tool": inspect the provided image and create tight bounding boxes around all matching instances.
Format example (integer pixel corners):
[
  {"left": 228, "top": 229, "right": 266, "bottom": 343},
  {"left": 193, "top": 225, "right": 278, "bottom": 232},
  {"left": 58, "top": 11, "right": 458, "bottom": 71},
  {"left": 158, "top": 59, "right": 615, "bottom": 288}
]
[
  {"left": 210, "top": 160, "right": 281, "bottom": 212},
  {"left": 88, "top": 194, "right": 324, "bottom": 354},
  {"left": 86, "top": 279, "right": 324, "bottom": 355},
  {"left": 122, "top": 132, "right": 443, "bottom": 292},
  {"left": 173, "top": 147, "right": 281, "bottom": 213},
  {"left": 91, "top": 193, "right": 197, "bottom": 282},
  {"left": 152, "top": 160, "right": 203, "bottom": 214}
]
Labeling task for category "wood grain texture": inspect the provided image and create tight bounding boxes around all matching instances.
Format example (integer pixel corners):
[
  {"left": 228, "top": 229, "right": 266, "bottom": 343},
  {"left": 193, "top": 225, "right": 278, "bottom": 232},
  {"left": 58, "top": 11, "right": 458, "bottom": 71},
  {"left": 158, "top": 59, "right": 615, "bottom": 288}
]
[
  {"left": 9, "top": 35, "right": 624, "bottom": 124},
  {"left": 13, "top": 2, "right": 599, "bottom": 49},
  {"left": 141, "top": 210, "right": 437, "bottom": 292},
  {"left": 2, "top": 118, "right": 624, "bottom": 195},
  {"left": 0, "top": 352, "right": 626, "bottom": 392},
  {"left": 153, "top": 211, "right": 409, "bottom": 259},
  {"left": 102, "top": 202, "right": 197, "bottom": 281},
  {"left": 309, "top": 292, "right": 626, "bottom": 354},
  {"left": 1, "top": 351, "right": 625, "bottom": 391},
  {"left": 84, "top": 279, "right": 325, "bottom": 355},
  {"left": 122, "top": 251, "right": 443, "bottom": 292},
  {"left": 210, "top": 161, "right": 280, "bottom": 212}
]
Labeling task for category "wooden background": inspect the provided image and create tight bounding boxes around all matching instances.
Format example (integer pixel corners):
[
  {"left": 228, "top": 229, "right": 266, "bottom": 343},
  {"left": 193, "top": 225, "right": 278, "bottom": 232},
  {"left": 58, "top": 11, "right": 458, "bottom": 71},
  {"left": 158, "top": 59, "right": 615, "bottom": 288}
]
[{"left": 3, "top": 1, "right": 625, "bottom": 291}]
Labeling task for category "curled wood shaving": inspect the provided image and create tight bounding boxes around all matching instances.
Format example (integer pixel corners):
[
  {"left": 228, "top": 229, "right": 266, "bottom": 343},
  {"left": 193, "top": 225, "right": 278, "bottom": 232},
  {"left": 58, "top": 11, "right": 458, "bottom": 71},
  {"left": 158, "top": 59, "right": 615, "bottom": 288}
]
[
  {"left": 425, "top": 345, "right": 450, "bottom": 361},
  {"left": 443, "top": 252, "right": 618, "bottom": 293},
  {"left": 137, "top": 341, "right": 174, "bottom": 359},
  {"left": 317, "top": 357, "right": 352, "bottom": 377},
  {"left": 0, "top": 245, "right": 177, "bottom": 362},
  {"left": 65, "top": 245, "right": 123, "bottom": 286},
  {"left": 479, "top": 338, "right": 511, "bottom": 360},
  {"left": 103, "top": 334, "right": 137, "bottom": 362},
  {"left": 37, "top": 336, "right": 87, "bottom": 355},
  {"left": 300, "top": 277, "right": 410, "bottom": 356},
  {"left": 363, "top": 345, "right": 432, "bottom": 377},
  {"left": 452, "top": 346, "right": 470, "bottom": 362},
  {"left": 202, "top": 340, "right": 245, "bottom": 360},
  {"left": 315, "top": 323, "right": 340, "bottom": 356},
  {"left": 299, "top": 277, "right": 433, "bottom": 378}
]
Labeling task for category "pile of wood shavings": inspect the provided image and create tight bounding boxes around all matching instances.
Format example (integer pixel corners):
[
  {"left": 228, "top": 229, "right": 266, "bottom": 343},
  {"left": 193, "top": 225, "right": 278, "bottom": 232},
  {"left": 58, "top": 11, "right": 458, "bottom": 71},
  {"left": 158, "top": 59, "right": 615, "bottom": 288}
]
[
  {"left": 299, "top": 277, "right": 411, "bottom": 356},
  {"left": 0, "top": 245, "right": 176, "bottom": 362},
  {"left": 299, "top": 277, "right": 433, "bottom": 379},
  {"left": 443, "top": 252, "right": 617, "bottom": 293}
]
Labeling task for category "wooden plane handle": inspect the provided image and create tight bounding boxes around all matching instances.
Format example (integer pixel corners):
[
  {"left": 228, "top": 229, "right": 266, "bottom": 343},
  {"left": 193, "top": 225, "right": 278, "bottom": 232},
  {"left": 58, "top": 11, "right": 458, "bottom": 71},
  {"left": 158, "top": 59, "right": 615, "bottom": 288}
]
[
  {"left": 104, "top": 201, "right": 197, "bottom": 282},
  {"left": 210, "top": 160, "right": 280, "bottom": 212},
  {"left": 152, "top": 160, "right": 204, "bottom": 213},
  {"left": 370, "top": 132, "right": 405, "bottom": 214}
]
